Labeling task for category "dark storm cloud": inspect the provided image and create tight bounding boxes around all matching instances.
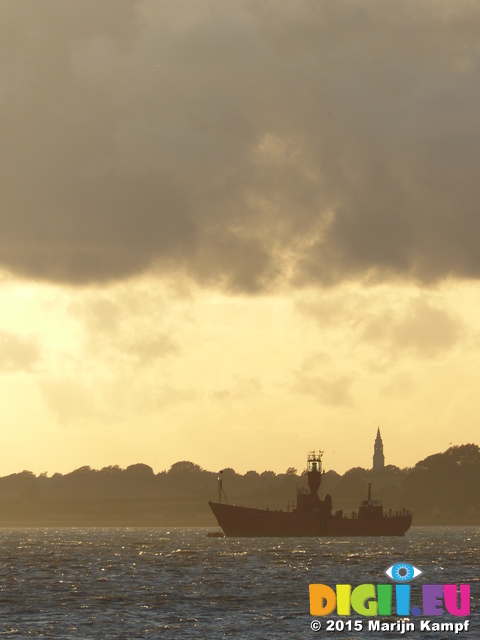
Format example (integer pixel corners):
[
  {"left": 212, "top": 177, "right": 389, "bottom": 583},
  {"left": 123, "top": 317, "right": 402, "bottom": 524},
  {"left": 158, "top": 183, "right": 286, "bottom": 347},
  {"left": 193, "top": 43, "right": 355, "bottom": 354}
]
[{"left": 2, "top": 1, "right": 480, "bottom": 290}]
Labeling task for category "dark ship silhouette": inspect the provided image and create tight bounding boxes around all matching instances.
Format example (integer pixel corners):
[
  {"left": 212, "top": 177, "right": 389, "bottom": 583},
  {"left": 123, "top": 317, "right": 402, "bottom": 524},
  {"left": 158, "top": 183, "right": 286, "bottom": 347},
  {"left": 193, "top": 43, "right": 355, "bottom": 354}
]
[{"left": 209, "top": 451, "right": 412, "bottom": 537}]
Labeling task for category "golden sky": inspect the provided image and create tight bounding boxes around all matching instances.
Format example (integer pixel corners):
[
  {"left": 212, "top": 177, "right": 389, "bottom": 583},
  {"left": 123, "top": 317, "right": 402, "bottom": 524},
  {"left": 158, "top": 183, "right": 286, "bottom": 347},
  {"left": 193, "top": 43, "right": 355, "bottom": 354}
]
[{"left": 1, "top": 1, "right": 480, "bottom": 476}]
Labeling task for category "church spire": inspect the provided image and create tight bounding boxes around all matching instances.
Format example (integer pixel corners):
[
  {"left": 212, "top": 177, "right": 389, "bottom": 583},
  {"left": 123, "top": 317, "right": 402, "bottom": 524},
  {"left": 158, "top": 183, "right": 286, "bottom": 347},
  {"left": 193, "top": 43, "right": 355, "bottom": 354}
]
[{"left": 373, "top": 428, "right": 385, "bottom": 470}]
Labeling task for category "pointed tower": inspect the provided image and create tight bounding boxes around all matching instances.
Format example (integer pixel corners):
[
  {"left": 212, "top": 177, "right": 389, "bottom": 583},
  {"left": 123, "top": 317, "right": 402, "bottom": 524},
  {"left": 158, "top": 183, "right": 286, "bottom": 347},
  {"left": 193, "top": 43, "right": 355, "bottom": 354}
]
[{"left": 372, "top": 428, "right": 385, "bottom": 470}]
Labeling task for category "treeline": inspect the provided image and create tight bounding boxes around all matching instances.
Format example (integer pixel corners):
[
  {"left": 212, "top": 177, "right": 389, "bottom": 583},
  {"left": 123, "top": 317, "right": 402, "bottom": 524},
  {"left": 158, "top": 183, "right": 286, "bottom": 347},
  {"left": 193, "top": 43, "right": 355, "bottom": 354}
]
[{"left": 0, "top": 445, "right": 479, "bottom": 526}]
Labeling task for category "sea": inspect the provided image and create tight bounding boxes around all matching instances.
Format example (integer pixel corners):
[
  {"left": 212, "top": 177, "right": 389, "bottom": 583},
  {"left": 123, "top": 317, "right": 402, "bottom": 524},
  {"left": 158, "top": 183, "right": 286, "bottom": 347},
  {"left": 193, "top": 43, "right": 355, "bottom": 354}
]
[{"left": 0, "top": 526, "right": 477, "bottom": 639}]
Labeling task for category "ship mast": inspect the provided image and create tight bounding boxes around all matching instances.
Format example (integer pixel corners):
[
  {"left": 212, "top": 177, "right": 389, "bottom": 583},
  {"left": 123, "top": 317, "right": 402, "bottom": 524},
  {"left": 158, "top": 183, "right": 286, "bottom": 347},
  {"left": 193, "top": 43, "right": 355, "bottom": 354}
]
[{"left": 218, "top": 470, "right": 223, "bottom": 503}]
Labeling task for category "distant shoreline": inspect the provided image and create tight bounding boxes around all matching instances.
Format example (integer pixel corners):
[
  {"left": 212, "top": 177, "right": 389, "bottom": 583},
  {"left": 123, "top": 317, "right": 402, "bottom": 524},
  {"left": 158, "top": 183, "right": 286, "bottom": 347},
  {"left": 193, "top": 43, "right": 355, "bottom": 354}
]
[{"left": 2, "top": 445, "right": 479, "bottom": 528}]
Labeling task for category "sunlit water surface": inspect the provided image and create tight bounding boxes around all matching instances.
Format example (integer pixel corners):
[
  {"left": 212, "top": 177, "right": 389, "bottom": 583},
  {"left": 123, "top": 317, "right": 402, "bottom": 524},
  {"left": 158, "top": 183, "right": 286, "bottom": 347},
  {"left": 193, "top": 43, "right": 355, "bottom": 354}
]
[{"left": 0, "top": 527, "right": 477, "bottom": 638}]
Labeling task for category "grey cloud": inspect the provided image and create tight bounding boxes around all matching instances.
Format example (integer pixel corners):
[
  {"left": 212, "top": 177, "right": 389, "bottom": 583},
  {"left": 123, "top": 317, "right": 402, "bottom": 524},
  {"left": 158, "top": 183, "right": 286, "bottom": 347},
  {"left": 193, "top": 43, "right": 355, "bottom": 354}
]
[{"left": 1, "top": 1, "right": 480, "bottom": 290}]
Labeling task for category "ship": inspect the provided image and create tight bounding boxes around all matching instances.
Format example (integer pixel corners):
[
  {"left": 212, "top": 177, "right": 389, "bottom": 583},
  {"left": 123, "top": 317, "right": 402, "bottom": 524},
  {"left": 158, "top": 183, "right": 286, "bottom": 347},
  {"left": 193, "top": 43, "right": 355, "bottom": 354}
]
[{"left": 208, "top": 451, "right": 412, "bottom": 537}]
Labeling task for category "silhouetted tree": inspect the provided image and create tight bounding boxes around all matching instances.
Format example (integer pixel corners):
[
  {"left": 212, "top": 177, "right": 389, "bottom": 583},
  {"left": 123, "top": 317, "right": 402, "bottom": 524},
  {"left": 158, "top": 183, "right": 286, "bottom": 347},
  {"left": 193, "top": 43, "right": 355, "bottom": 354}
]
[
  {"left": 168, "top": 461, "right": 203, "bottom": 474},
  {"left": 125, "top": 463, "right": 154, "bottom": 476}
]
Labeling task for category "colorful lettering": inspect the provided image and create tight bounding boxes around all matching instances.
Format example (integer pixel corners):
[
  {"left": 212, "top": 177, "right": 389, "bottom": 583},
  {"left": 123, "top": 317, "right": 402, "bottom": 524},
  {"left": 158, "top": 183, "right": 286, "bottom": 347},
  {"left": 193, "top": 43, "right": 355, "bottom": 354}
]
[
  {"left": 309, "top": 584, "right": 336, "bottom": 616},
  {"left": 336, "top": 584, "right": 351, "bottom": 616},
  {"left": 309, "top": 581, "right": 471, "bottom": 618},
  {"left": 422, "top": 584, "right": 444, "bottom": 616},
  {"left": 351, "top": 584, "right": 377, "bottom": 616},
  {"left": 443, "top": 584, "right": 470, "bottom": 616},
  {"left": 377, "top": 584, "right": 392, "bottom": 616},
  {"left": 395, "top": 584, "right": 410, "bottom": 616}
]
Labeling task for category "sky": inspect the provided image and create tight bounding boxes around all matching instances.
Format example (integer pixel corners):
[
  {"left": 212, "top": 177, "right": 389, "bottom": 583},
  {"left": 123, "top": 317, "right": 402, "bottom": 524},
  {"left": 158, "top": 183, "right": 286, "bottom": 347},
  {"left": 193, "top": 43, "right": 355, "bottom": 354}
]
[{"left": 1, "top": 0, "right": 480, "bottom": 476}]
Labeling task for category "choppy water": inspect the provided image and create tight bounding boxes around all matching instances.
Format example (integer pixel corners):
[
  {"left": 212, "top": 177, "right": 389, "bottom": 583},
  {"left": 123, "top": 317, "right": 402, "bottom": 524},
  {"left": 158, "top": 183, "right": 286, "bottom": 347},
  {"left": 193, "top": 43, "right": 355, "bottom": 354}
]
[{"left": 0, "top": 527, "right": 477, "bottom": 639}]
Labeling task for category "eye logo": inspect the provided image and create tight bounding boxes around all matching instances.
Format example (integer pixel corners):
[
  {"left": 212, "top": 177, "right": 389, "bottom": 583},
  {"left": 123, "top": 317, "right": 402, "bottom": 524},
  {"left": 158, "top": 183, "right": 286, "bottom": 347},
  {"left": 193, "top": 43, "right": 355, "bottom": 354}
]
[{"left": 385, "top": 562, "right": 422, "bottom": 582}]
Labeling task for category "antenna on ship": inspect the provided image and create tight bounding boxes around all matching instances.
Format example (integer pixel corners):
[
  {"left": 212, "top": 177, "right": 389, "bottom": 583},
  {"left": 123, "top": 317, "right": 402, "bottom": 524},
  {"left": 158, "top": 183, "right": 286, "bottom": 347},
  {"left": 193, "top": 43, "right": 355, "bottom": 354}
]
[
  {"left": 217, "top": 470, "right": 228, "bottom": 504},
  {"left": 218, "top": 470, "right": 223, "bottom": 503}
]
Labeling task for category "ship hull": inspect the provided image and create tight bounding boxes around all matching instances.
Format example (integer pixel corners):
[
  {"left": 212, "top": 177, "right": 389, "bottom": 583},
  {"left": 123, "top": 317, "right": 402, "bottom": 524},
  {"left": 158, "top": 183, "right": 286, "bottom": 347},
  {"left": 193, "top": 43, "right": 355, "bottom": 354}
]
[{"left": 208, "top": 501, "right": 412, "bottom": 537}]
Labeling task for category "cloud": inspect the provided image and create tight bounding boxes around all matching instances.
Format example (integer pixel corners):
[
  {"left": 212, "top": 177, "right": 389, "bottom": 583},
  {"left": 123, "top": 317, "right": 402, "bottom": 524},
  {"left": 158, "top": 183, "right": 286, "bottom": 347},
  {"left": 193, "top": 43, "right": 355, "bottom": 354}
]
[
  {"left": 297, "top": 287, "right": 465, "bottom": 359},
  {"left": 39, "top": 374, "right": 196, "bottom": 424},
  {"left": 210, "top": 376, "right": 262, "bottom": 402},
  {"left": 361, "top": 298, "right": 463, "bottom": 357},
  {"left": 123, "top": 336, "right": 178, "bottom": 362},
  {"left": 1, "top": 1, "right": 480, "bottom": 291},
  {"left": 0, "top": 331, "right": 41, "bottom": 373},
  {"left": 293, "top": 371, "right": 354, "bottom": 407},
  {"left": 292, "top": 354, "right": 354, "bottom": 406},
  {"left": 67, "top": 287, "right": 182, "bottom": 366},
  {"left": 39, "top": 377, "right": 101, "bottom": 423},
  {"left": 379, "top": 372, "right": 414, "bottom": 398}
]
